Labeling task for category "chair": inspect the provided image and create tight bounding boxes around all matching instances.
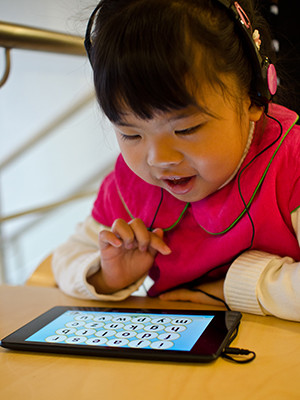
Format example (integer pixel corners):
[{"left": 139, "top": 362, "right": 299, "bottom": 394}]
[{"left": 26, "top": 254, "right": 57, "bottom": 287}]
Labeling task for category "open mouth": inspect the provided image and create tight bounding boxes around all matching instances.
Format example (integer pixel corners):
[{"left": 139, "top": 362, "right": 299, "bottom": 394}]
[
  {"left": 162, "top": 176, "right": 196, "bottom": 195},
  {"left": 165, "top": 177, "right": 192, "bottom": 186}
]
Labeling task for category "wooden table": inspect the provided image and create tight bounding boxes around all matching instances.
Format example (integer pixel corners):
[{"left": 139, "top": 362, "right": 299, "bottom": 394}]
[{"left": 0, "top": 285, "right": 299, "bottom": 399}]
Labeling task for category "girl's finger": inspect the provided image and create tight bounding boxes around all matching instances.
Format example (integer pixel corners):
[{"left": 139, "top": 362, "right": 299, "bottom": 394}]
[
  {"left": 128, "top": 218, "right": 152, "bottom": 251},
  {"left": 99, "top": 229, "right": 123, "bottom": 250},
  {"left": 110, "top": 218, "right": 171, "bottom": 255},
  {"left": 111, "top": 218, "right": 136, "bottom": 249},
  {"left": 159, "top": 289, "right": 209, "bottom": 303},
  {"left": 125, "top": 219, "right": 171, "bottom": 255},
  {"left": 159, "top": 288, "right": 224, "bottom": 306},
  {"left": 149, "top": 229, "right": 171, "bottom": 255}
]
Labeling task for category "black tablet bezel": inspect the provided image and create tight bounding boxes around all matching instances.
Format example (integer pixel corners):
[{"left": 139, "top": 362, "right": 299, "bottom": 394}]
[{"left": 1, "top": 306, "right": 242, "bottom": 363}]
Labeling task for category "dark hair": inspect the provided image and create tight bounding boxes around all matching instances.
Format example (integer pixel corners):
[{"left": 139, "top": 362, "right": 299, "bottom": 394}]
[{"left": 89, "top": 0, "right": 274, "bottom": 122}]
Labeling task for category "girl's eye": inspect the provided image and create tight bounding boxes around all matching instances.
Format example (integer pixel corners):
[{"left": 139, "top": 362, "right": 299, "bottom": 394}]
[
  {"left": 119, "top": 133, "right": 141, "bottom": 141},
  {"left": 174, "top": 124, "right": 203, "bottom": 135}
]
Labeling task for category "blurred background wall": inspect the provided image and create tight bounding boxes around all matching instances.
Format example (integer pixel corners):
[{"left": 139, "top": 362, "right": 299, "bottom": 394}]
[{"left": 0, "top": 0, "right": 119, "bottom": 284}]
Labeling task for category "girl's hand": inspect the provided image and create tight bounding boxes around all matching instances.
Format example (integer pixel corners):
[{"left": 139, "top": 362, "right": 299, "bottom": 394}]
[
  {"left": 159, "top": 279, "right": 226, "bottom": 307},
  {"left": 88, "top": 218, "right": 171, "bottom": 294}
]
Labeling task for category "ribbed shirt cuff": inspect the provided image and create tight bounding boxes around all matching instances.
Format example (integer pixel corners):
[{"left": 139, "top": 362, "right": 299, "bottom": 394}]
[{"left": 224, "top": 250, "right": 278, "bottom": 315}]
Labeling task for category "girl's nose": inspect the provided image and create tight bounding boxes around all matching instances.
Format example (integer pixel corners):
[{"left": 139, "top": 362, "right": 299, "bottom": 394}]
[{"left": 147, "top": 139, "right": 183, "bottom": 167}]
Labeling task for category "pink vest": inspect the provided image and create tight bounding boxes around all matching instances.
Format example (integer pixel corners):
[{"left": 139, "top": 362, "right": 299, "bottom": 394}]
[{"left": 92, "top": 104, "right": 300, "bottom": 296}]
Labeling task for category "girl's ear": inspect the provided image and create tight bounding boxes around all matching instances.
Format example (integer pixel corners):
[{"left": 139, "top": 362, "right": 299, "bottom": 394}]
[{"left": 249, "top": 103, "right": 264, "bottom": 122}]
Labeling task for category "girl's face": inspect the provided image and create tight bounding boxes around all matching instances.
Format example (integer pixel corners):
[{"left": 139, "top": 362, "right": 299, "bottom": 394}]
[{"left": 113, "top": 76, "right": 263, "bottom": 203}]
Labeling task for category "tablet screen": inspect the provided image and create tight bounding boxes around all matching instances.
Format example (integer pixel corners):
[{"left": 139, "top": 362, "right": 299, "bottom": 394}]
[
  {"left": 25, "top": 310, "right": 214, "bottom": 351},
  {"left": 1, "top": 306, "right": 242, "bottom": 362}
]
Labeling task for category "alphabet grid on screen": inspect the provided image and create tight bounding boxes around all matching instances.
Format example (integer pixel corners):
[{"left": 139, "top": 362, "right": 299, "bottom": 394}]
[{"left": 25, "top": 310, "right": 214, "bottom": 351}]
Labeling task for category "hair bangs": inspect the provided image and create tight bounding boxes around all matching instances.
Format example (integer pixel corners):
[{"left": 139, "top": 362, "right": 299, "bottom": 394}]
[{"left": 92, "top": 1, "right": 199, "bottom": 122}]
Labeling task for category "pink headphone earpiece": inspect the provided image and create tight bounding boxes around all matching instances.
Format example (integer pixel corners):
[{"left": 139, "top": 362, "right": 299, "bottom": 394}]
[{"left": 267, "top": 64, "right": 277, "bottom": 96}]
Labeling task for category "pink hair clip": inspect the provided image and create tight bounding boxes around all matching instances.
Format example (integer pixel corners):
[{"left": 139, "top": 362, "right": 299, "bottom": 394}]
[{"left": 252, "top": 29, "right": 261, "bottom": 51}]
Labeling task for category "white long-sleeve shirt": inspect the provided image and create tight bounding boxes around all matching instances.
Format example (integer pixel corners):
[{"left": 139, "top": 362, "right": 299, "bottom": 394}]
[{"left": 52, "top": 208, "right": 300, "bottom": 322}]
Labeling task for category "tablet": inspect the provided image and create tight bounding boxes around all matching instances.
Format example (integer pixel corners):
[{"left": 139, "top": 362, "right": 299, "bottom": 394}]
[{"left": 0, "top": 306, "right": 242, "bottom": 363}]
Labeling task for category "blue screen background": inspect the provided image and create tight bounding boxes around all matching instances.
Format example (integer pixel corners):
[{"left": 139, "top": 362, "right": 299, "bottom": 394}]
[{"left": 26, "top": 310, "right": 214, "bottom": 352}]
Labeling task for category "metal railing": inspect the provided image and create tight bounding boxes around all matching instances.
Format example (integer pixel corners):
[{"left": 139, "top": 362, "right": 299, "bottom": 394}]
[
  {"left": 0, "top": 21, "right": 102, "bottom": 283},
  {"left": 0, "top": 21, "right": 86, "bottom": 87}
]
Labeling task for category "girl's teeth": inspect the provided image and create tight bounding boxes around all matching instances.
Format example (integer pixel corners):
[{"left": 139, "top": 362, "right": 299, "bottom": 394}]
[{"left": 168, "top": 177, "right": 191, "bottom": 185}]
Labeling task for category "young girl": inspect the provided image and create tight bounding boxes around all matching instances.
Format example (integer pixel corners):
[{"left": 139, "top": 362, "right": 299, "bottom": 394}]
[{"left": 53, "top": 0, "right": 300, "bottom": 321}]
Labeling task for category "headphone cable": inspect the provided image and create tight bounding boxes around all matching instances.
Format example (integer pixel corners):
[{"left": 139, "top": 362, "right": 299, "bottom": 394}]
[{"left": 236, "top": 113, "right": 283, "bottom": 249}]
